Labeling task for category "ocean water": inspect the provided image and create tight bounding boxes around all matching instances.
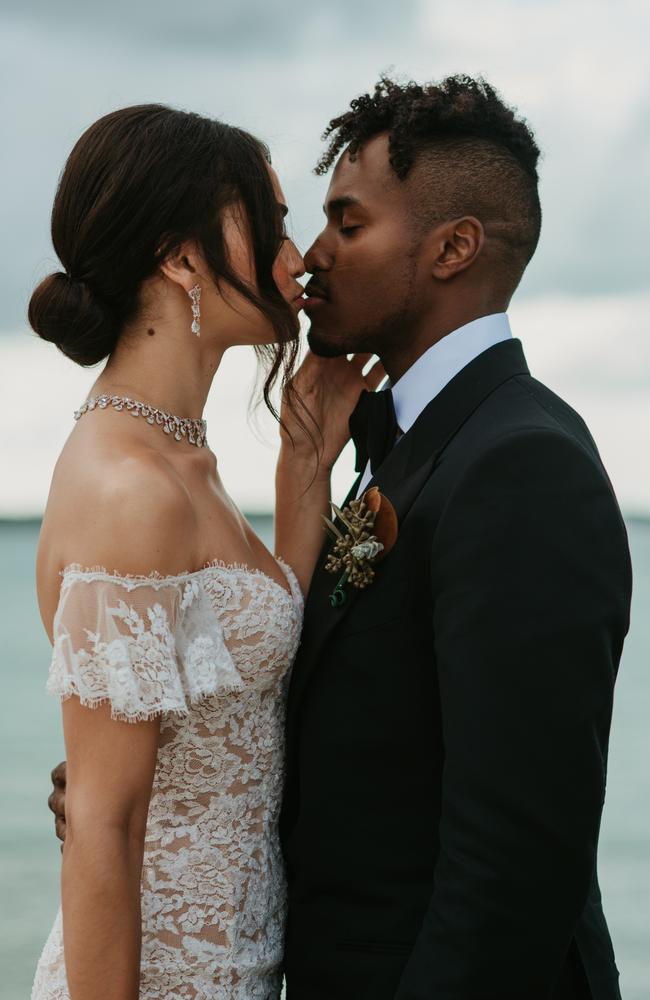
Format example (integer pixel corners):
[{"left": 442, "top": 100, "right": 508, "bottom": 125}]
[{"left": 1, "top": 517, "right": 648, "bottom": 999}]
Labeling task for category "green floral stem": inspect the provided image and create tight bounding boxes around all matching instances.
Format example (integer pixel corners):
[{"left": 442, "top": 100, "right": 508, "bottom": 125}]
[{"left": 329, "top": 571, "right": 349, "bottom": 608}]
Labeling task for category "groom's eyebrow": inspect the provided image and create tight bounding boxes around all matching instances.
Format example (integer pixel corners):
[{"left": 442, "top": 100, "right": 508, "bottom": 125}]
[{"left": 324, "top": 195, "right": 363, "bottom": 216}]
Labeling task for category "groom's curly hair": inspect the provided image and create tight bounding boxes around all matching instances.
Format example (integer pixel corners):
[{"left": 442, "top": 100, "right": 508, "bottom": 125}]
[{"left": 317, "top": 75, "right": 542, "bottom": 290}]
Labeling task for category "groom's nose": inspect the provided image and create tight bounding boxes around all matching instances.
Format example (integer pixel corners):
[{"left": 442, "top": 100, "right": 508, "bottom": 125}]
[{"left": 304, "top": 234, "right": 332, "bottom": 275}]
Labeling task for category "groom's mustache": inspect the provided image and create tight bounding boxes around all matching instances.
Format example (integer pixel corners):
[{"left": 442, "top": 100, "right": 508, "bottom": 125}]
[{"left": 304, "top": 276, "right": 330, "bottom": 300}]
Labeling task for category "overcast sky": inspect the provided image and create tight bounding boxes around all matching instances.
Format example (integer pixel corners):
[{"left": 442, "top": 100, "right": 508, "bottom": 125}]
[{"left": 1, "top": 0, "right": 649, "bottom": 515}]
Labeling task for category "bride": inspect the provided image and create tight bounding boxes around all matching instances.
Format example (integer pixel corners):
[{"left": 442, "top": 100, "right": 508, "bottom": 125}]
[{"left": 28, "top": 104, "right": 383, "bottom": 999}]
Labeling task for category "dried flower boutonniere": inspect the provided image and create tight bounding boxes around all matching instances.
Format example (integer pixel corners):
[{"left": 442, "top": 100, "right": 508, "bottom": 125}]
[{"left": 322, "top": 486, "right": 398, "bottom": 607}]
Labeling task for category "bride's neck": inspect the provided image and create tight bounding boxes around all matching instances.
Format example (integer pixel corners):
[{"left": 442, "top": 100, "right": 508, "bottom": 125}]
[{"left": 92, "top": 320, "right": 224, "bottom": 419}]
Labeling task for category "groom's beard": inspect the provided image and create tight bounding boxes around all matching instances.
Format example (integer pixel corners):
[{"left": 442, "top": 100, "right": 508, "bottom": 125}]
[
  {"left": 306, "top": 330, "right": 348, "bottom": 358},
  {"left": 306, "top": 253, "right": 418, "bottom": 360},
  {"left": 307, "top": 302, "right": 413, "bottom": 360}
]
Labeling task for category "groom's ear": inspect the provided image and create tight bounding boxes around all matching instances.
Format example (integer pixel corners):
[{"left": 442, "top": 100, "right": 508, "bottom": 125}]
[{"left": 430, "top": 216, "right": 484, "bottom": 281}]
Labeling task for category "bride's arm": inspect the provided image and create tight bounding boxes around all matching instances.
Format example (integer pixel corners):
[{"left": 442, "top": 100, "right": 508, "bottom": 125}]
[
  {"left": 41, "top": 461, "right": 196, "bottom": 1000},
  {"left": 274, "top": 351, "right": 385, "bottom": 597},
  {"left": 61, "top": 700, "right": 160, "bottom": 1000}
]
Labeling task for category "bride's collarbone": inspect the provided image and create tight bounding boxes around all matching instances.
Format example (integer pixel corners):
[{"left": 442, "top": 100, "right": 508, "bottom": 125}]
[{"left": 44, "top": 427, "right": 287, "bottom": 593}]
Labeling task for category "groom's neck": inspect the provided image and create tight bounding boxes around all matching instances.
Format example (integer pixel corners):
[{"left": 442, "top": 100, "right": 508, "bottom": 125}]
[{"left": 381, "top": 293, "right": 509, "bottom": 383}]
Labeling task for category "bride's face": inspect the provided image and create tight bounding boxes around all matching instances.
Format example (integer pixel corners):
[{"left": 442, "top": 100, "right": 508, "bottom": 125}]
[{"left": 200, "top": 167, "right": 305, "bottom": 348}]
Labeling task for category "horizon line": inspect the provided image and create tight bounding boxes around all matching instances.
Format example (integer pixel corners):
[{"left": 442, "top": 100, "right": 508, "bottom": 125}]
[{"left": 2, "top": 512, "right": 649, "bottom": 527}]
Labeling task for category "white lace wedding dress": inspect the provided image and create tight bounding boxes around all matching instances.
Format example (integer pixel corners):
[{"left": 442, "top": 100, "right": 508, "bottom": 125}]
[{"left": 31, "top": 557, "right": 303, "bottom": 1000}]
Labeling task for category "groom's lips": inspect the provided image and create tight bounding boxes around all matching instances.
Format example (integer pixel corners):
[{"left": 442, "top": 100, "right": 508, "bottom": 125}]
[{"left": 303, "top": 279, "right": 330, "bottom": 312}]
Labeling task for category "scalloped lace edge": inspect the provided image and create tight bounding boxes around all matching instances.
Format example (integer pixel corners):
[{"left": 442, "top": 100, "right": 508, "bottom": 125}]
[
  {"left": 60, "top": 557, "right": 301, "bottom": 604},
  {"left": 52, "top": 680, "right": 244, "bottom": 724}
]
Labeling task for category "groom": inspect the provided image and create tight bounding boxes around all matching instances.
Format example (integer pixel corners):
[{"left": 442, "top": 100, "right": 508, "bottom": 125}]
[{"left": 280, "top": 77, "right": 632, "bottom": 999}]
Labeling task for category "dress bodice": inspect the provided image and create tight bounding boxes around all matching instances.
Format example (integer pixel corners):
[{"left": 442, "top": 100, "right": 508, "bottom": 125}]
[{"left": 32, "top": 559, "right": 303, "bottom": 1000}]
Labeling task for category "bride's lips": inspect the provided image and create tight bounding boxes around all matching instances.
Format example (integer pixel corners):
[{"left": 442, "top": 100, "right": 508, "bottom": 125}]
[{"left": 303, "top": 294, "right": 329, "bottom": 312}]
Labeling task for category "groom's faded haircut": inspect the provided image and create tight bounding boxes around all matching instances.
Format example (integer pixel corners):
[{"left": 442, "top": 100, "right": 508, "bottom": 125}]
[{"left": 317, "top": 75, "right": 542, "bottom": 291}]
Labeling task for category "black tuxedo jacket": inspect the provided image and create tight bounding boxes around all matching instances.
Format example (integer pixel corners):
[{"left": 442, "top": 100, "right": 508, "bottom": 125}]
[{"left": 280, "top": 339, "right": 632, "bottom": 1000}]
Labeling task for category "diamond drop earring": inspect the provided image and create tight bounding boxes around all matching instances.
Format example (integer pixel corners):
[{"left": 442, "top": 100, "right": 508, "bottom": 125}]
[{"left": 188, "top": 284, "right": 202, "bottom": 337}]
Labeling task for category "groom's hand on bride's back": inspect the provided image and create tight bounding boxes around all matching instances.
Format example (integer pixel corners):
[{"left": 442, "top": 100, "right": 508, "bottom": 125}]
[{"left": 48, "top": 761, "right": 67, "bottom": 848}]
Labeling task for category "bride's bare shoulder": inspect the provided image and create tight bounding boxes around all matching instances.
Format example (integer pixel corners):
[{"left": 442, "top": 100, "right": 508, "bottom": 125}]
[{"left": 38, "top": 435, "right": 197, "bottom": 596}]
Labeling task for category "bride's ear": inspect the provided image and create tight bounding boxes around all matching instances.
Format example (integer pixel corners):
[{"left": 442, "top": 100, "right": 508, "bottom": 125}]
[{"left": 159, "top": 243, "right": 202, "bottom": 292}]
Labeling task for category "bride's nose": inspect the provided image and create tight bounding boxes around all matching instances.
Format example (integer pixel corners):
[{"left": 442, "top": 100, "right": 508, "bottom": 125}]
[{"left": 285, "top": 238, "right": 306, "bottom": 280}]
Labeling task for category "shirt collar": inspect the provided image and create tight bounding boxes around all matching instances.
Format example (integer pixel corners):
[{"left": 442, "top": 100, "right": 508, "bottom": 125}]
[{"left": 390, "top": 312, "right": 513, "bottom": 434}]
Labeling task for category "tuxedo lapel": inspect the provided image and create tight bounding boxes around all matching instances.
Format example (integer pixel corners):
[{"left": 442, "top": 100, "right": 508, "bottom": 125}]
[
  {"left": 286, "top": 338, "right": 530, "bottom": 726},
  {"left": 299, "top": 430, "right": 420, "bottom": 639},
  {"left": 401, "top": 336, "right": 530, "bottom": 477},
  {"left": 286, "top": 432, "right": 425, "bottom": 726}
]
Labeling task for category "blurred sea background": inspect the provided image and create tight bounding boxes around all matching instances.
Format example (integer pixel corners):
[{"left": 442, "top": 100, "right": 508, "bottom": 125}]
[{"left": 1, "top": 0, "right": 648, "bottom": 997}]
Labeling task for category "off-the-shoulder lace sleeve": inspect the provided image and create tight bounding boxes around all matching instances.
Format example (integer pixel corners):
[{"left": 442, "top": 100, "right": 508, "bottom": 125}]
[{"left": 48, "top": 567, "right": 244, "bottom": 722}]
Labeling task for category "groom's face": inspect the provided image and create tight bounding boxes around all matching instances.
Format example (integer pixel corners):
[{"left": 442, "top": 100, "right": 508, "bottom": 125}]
[{"left": 304, "top": 134, "right": 423, "bottom": 358}]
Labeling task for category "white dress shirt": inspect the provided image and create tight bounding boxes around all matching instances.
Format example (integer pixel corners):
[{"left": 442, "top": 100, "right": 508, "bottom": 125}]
[{"left": 356, "top": 312, "right": 513, "bottom": 496}]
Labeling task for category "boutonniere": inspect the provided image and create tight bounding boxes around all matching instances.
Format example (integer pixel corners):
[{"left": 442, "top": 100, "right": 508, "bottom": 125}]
[{"left": 322, "top": 486, "right": 398, "bottom": 607}]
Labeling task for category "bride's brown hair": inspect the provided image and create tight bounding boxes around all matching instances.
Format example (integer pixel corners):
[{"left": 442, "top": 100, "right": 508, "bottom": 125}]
[{"left": 28, "top": 104, "right": 303, "bottom": 427}]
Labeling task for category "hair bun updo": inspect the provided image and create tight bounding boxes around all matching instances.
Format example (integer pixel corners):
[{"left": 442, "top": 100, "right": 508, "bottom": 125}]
[
  {"left": 28, "top": 271, "right": 118, "bottom": 367},
  {"left": 27, "top": 104, "right": 300, "bottom": 426}
]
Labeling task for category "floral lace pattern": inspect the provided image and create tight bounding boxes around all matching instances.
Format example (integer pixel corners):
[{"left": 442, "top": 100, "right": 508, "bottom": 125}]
[{"left": 31, "top": 559, "right": 303, "bottom": 1000}]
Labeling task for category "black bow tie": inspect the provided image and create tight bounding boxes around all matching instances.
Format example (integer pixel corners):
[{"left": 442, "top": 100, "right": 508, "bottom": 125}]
[{"left": 349, "top": 387, "right": 399, "bottom": 475}]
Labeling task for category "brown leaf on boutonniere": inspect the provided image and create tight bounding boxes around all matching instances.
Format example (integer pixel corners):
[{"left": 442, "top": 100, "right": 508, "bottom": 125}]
[
  {"left": 362, "top": 486, "right": 398, "bottom": 559},
  {"left": 322, "top": 487, "right": 398, "bottom": 606}
]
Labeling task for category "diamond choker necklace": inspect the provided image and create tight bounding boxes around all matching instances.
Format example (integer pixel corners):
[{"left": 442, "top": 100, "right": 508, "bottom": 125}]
[{"left": 74, "top": 394, "right": 208, "bottom": 448}]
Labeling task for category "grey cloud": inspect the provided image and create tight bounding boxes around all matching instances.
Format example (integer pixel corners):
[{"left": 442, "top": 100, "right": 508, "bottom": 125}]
[
  {"left": 3, "top": 0, "right": 412, "bottom": 53},
  {"left": 521, "top": 92, "right": 650, "bottom": 298},
  {"left": 1, "top": 0, "right": 649, "bottom": 333},
  {"left": 0, "top": 5, "right": 428, "bottom": 331}
]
